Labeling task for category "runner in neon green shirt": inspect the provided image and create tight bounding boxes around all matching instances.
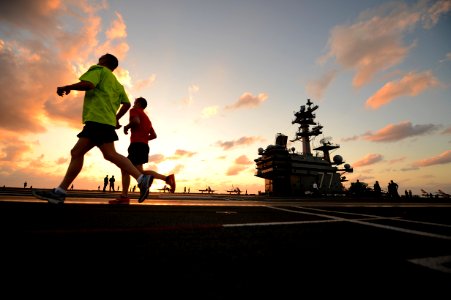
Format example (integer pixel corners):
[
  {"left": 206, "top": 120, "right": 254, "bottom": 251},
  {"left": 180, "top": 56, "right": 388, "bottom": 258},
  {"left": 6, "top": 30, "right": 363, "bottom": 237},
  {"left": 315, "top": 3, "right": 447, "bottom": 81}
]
[{"left": 79, "top": 64, "right": 130, "bottom": 126}]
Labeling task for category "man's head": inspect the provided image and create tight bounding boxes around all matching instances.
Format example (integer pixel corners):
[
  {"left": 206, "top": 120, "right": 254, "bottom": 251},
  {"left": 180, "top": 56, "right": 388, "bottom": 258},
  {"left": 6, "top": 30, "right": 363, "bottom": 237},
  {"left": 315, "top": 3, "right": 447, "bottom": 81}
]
[
  {"left": 98, "top": 53, "right": 119, "bottom": 71},
  {"left": 135, "top": 97, "right": 148, "bottom": 109}
]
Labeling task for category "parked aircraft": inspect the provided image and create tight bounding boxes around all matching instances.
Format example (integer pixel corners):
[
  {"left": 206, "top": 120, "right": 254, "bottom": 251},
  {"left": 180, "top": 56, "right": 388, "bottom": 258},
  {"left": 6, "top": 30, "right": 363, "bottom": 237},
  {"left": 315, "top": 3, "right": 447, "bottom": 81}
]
[
  {"left": 438, "top": 189, "right": 450, "bottom": 198},
  {"left": 227, "top": 187, "right": 241, "bottom": 195},
  {"left": 199, "top": 186, "right": 215, "bottom": 194}
]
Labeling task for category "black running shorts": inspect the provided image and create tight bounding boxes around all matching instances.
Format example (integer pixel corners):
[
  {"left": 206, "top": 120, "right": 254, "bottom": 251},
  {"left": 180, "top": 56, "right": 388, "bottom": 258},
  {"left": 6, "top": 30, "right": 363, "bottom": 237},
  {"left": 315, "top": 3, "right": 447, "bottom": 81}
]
[
  {"left": 127, "top": 142, "right": 149, "bottom": 165},
  {"left": 77, "top": 121, "right": 119, "bottom": 146}
]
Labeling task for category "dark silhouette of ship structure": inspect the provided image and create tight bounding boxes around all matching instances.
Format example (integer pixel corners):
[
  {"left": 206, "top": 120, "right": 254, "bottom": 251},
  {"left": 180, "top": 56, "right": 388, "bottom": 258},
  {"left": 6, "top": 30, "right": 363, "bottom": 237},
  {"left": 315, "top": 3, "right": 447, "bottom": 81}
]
[{"left": 255, "top": 99, "right": 354, "bottom": 196}]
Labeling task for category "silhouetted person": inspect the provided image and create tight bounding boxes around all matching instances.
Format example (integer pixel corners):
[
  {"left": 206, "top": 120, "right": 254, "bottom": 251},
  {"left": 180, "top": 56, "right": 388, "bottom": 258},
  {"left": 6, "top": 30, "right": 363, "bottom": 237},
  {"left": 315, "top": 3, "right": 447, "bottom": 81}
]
[
  {"left": 108, "top": 97, "right": 176, "bottom": 205},
  {"left": 103, "top": 175, "right": 108, "bottom": 192},
  {"left": 388, "top": 180, "right": 399, "bottom": 199},
  {"left": 350, "top": 179, "right": 364, "bottom": 196},
  {"left": 109, "top": 175, "right": 115, "bottom": 192},
  {"left": 373, "top": 181, "right": 381, "bottom": 197},
  {"left": 24, "top": 181, "right": 27, "bottom": 189}
]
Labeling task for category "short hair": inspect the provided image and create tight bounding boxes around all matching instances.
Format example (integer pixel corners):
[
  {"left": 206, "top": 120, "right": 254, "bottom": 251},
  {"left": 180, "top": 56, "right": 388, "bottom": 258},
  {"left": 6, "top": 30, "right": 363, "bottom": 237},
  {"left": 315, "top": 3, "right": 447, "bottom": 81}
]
[
  {"left": 135, "top": 97, "right": 148, "bottom": 109},
  {"left": 100, "top": 53, "right": 119, "bottom": 70}
]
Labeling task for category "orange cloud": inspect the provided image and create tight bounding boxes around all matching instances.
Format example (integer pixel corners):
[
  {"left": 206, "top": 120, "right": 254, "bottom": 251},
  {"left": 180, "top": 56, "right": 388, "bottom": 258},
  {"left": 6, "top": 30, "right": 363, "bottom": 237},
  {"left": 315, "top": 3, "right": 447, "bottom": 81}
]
[
  {"left": 225, "top": 92, "right": 268, "bottom": 110},
  {"left": 362, "top": 121, "right": 440, "bottom": 142},
  {"left": 0, "top": 2, "right": 131, "bottom": 134},
  {"left": 413, "top": 150, "right": 451, "bottom": 167},
  {"left": 321, "top": 2, "right": 417, "bottom": 87},
  {"left": 226, "top": 155, "right": 253, "bottom": 176},
  {"left": 94, "top": 12, "right": 130, "bottom": 61},
  {"left": 353, "top": 153, "right": 383, "bottom": 167},
  {"left": 365, "top": 71, "right": 440, "bottom": 109},
  {"left": 106, "top": 12, "right": 127, "bottom": 40},
  {"left": 149, "top": 154, "right": 165, "bottom": 163},
  {"left": 171, "top": 149, "right": 197, "bottom": 159},
  {"left": 216, "top": 136, "right": 265, "bottom": 150},
  {"left": 226, "top": 165, "right": 248, "bottom": 176},
  {"left": 234, "top": 155, "right": 252, "bottom": 165},
  {"left": 0, "top": 134, "right": 32, "bottom": 161}
]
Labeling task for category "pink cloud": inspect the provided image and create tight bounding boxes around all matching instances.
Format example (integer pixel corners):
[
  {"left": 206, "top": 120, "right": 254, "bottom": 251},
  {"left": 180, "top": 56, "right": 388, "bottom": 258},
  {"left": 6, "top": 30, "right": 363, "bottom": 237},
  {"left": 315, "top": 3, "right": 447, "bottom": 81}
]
[
  {"left": 362, "top": 121, "right": 440, "bottom": 142},
  {"left": 225, "top": 92, "right": 268, "bottom": 110},
  {"left": 321, "top": 2, "right": 418, "bottom": 87},
  {"left": 216, "top": 136, "right": 265, "bottom": 150},
  {"left": 365, "top": 71, "right": 440, "bottom": 109},
  {"left": 413, "top": 150, "right": 451, "bottom": 167},
  {"left": 171, "top": 149, "right": 197, "bottom": 159},
  {"left": 234, "top": 155, "right": 252, "bottom": 165},
  {"left": 0, "top": 134, "right": 31, "bottom": 161},
  {"left": 226, "top": 165, "right": 248, "bottom": 176},
  {"left": 353, "top": 153, "right": 383, "bottom": 167},
  {"left": 320, "top": 1, "right": 450, "bottom": 88},
  {"left": 149, "top": 154, "right": 165, "bottom": 163}
]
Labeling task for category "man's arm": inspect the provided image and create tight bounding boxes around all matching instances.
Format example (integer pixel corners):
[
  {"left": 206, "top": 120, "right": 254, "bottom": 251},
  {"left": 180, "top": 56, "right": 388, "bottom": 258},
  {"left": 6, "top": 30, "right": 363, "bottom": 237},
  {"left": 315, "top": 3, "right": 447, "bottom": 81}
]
[
  {"left": 148, "top": 127, "right": 157, "bottom": 141},
  {"left": 116, "top": 102, "right": 132, "bottom": 129},
  {"left": 57, "top": 81, "right": 95, "bottom": 96},
  {"left": 123, "top": 111, "right": 140, "bottom": 134}
]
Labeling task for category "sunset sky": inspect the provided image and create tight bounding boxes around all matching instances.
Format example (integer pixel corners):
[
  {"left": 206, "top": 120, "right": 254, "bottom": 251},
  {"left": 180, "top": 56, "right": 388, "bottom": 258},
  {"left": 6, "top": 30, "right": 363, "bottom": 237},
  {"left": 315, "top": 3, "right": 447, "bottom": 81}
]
[{"left": 0, "top": 0, "right": 450, "bottom": 196}]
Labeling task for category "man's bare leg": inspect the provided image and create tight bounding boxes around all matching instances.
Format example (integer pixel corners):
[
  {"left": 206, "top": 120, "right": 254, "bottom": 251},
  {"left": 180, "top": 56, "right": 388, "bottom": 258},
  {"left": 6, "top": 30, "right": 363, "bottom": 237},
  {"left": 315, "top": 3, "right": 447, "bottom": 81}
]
[
  {"left": 59, "top": 137, "right": 95, "bottom": 191},
  {"left": 99, "top": 142, "right": 141, "bottom": 179}
]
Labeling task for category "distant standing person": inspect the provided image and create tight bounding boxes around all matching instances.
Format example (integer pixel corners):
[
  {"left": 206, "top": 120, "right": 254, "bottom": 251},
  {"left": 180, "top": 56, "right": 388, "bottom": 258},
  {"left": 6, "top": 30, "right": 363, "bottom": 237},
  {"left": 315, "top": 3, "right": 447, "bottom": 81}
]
[
  {"left": 103, "top": 175, "right": 109, "bottom": 192},
  {"left": 109, "top": 97, "right": 176, "bottom": 204},
  {"left": 32, "top": 53, "right": 152, "bottom": 204},
  {"left": 373, "top": 181, "right": 381, "bottom": 197},
  {"left": 24, "top": 181, "right": 27, "bottom": 189},
  {"left": 388, "top": 180, "right": 399, "bottom": 199},
  {"left": 109, "top": 175, "right": 115, "bottom": 191}
]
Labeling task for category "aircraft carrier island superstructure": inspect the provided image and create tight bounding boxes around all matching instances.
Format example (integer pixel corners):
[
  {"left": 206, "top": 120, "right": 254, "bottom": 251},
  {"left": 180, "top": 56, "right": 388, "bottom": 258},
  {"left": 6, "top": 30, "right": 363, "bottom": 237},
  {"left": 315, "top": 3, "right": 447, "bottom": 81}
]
[{"left": 254, "top": 99, "right": 353, "bottom": 196}]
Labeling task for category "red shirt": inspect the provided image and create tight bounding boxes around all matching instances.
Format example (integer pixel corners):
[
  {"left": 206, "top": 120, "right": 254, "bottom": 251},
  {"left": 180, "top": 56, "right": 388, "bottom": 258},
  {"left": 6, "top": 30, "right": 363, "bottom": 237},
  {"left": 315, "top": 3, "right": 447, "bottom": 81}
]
[{"left": 129, "top": 107, "right": 152, "bottom": 144}]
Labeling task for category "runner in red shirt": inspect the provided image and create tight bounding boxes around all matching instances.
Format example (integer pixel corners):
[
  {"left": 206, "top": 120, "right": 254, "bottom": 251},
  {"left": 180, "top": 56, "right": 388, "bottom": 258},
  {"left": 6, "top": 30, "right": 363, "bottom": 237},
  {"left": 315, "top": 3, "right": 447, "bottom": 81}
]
[{"left": 109, "top": 97, "right": 176, "bottom": 204}]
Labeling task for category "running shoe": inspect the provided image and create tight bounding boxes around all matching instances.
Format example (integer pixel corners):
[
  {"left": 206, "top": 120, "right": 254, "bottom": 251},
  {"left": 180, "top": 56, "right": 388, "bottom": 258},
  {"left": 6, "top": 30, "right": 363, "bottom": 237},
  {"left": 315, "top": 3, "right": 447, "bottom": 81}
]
[
  {"left": 166, "top": 174, "right": 176, "bottom": 193},
  {"left": 138, "top": 175, "right": 153, "bottom": 203},
  {"left": 108, "top": 195, "right": 130, "bottom": 205},
  {"left": 32, "top": 188, "right": 66, "bottom": 204}
]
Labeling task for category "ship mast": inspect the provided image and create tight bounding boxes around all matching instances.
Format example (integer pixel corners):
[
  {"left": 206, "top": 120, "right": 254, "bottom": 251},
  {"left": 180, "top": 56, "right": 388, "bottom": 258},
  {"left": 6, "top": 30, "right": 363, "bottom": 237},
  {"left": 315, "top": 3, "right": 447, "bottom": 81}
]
[{"left": 290, "top": 99, "right": 323, "bottom": 155}]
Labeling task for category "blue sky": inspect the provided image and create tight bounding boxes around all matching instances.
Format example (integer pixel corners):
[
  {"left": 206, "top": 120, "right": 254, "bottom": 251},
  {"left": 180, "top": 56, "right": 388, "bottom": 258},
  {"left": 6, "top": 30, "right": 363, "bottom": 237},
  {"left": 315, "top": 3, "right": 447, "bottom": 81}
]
[{"left": 0, "top": 0, "right": 450, "bottom": 195}]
